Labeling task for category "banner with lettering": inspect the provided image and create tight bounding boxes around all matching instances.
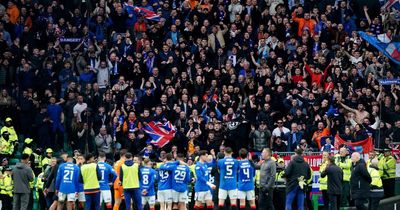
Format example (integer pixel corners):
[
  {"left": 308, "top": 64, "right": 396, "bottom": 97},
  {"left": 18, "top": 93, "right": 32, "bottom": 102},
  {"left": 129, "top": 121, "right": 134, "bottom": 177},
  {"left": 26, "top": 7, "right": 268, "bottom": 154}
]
[
  {"left": 282, "top": 155, "right": 323, "bottom": 171},
  {"left": 334, "top": 134, "right": 373, "bottom": 154}
]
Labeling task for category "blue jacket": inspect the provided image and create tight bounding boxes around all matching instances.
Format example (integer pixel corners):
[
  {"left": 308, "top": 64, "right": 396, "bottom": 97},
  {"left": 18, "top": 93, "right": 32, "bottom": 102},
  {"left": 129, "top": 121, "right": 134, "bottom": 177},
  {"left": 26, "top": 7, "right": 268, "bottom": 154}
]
[{"left": 284, "top": 131, "right": 303, "bottom": 152}]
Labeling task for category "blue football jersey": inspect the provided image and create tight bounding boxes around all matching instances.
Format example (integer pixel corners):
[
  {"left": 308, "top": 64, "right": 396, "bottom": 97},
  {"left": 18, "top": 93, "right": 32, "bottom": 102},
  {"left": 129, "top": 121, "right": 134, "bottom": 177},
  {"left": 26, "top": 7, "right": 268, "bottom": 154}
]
[
  {"left": 98, "top": 162, "right": 117, "bottom": 190},
  {"left": 218, "top": 157, "right": 238, "bottom": 190},
  {"left": 157, "top": 161, "right": 178, "bottom": 190},
  {"left": 238, "top": 159, "right": 255, "bottom": 191},
  {"left": 55, "top": 162, "right": 80, "bottom": 194},
  {"left": 206, "top": 160, "right": 216, "bottom": 185},
  {"left": 194, "top": 162, "right": 210, "bottom": 192},
  {"left": 172, "top": 164, "right": 191, "bottom": 192},
  {"left": 140, "top": 167, "right": 156, "bottom": 196}
]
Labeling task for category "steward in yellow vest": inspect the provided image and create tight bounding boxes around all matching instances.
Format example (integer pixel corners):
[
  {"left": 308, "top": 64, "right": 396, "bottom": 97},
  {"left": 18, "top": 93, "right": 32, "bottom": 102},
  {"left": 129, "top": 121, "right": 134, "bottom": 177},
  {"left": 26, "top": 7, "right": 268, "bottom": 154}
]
[
  {"left": 0, "top": 167, "right": 13, "bottom": 209},
  {"left": 0, "top": 131, "right": 14, "bottom": 156},
  {"left": 79, "top": 153, "right": 101, "bottom": 210},
  {"left": 35, "top": 172, "right": 46, "bottom": 210},
  {"left": 1, "top": 118, "right": 18, "bottom": 142},
  {"left": 274, "top": 158, "right": 286, "bottom": 210},
  {"left": 381, "top": 148, "right": 396, "bottom": 198},
  {"left": 119, "top": 152, "right": 142, "bottom": 210},
  {"left": 367, "top": 158, "right": 384, "bottom": 210},
  {"left": 41, "top": 148, "right": 53, "bottom": 171},
  {"left": 335, "top": 148, "right": 351, "bottom": 207},
  {"left": 319, "top": 151, "right": 330, "bottom": 208},
  {"left": 22, "top": 138, "right": 43, "bottom": 175}
]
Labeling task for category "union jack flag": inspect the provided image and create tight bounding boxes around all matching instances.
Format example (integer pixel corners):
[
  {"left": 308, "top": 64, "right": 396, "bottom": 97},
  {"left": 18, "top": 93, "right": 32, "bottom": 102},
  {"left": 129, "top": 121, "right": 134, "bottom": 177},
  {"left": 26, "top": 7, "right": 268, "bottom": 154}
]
[
  {"left": 143, "top": 121, "right": 176, "bottom": 148},
  {"left": 124, "top": 3, "right": 161, "bottom": 21},
  {"left": 384, "top": 0, "right": 400, "bottom": 11}
]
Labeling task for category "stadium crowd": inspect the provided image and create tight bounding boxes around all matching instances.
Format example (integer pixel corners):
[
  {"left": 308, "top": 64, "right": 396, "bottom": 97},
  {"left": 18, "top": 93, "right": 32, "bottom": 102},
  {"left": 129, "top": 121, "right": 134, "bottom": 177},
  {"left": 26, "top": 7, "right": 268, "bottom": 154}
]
[{"left": 0, "top": 0, "right": 399, "bottom": 209}]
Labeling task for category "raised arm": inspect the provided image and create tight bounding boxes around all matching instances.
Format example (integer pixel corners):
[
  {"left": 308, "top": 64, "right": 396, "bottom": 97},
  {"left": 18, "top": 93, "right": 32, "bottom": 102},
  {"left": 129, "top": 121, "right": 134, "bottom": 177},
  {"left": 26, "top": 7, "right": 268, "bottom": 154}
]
[
  {"left": 363, "top": 6, "right": 372, "bottom": 25},
  {"left": 339, "top": 101, "right": 357, "bottom": 113}
]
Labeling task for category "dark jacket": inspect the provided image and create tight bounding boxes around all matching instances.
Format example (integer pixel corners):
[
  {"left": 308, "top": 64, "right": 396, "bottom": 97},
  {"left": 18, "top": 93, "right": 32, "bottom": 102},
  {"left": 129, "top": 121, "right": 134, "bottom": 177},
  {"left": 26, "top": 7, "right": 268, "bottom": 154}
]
[
  {"left": 284, "top": 131, "right": 303, "bottom": 152},
  {"left": 284, "top": 155, "right": 311, "bottom": 193},
  {"left": 350, "top": 159, "right": 371, "bottom": 199},
  {"left": 321, "top": 163, "right": 343, "bottom": 195},
  {"left": 12, "top": 162, "right": 34, "bottom": 193}
]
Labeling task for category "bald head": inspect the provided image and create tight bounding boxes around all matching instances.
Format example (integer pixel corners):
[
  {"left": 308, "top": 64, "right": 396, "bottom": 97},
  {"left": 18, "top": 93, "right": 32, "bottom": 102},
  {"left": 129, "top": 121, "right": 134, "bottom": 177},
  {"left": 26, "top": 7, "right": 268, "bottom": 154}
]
[{"left": 351, "top": 152, "right": 361, "bottom": 163}]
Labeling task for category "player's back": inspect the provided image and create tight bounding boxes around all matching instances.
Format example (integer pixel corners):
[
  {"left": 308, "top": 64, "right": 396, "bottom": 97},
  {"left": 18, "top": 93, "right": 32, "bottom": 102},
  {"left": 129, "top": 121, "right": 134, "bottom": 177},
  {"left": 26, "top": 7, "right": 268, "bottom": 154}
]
[
  {"left": 56, "top": 162, "right": 79, "bottom": 194},
  {"left": 157, "top": 162, "right": 176, "bottom": 190},
  {"left": 140, "top": 167, "right": 156, "bottom": 196},
  {"left": 238, "top": 159, "right": 255, "bottom": 191},
  {"left": 98, "top": 162, "right": 116, "bottom": 190},
  {"left": 218, "top": 157, "right": 238, "bottom": 190},
  {"left": 172, "top": 164, "right": 191, "bottom": 192}
]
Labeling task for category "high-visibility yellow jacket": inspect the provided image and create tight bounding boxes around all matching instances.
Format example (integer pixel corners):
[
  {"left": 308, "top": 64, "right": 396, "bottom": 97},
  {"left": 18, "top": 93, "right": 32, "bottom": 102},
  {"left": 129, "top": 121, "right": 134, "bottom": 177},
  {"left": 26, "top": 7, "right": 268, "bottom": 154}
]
[
  {"left": 0, "top": 174, "right": 13, "bottom": 197},
  {"left": 319, "top": 162, "right": 328, "bottom": 190},
  {"left": 0, "top": 126, "right": 18, "bottom": 142},
  {"left": 0, "top": 137, "right": 13, "bottom": 155},
  {"left": 35, "top": 172, "right": 45, "bottom": 190},
  {"left": 381, "top": 156, "right": 396, "bottom": 179},
  {"left": 275, "top": 170, "right": 286, "bottom": 188},
  {"left": 336, "top": 156, "right": 352, "bottom": 181},
  {"left": 367, "top": 166, "right": 383, "bottom": 188}
]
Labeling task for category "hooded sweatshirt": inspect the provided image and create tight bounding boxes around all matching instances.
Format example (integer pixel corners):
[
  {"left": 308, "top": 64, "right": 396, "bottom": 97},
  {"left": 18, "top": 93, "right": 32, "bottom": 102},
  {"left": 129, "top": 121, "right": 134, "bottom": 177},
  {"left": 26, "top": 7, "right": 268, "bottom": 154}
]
[
  {"left": 12, "top": 162, "right": 34, "bottom": 193},
  {"left": 284, "top": 155, "right": 311, "bottom": 193}
]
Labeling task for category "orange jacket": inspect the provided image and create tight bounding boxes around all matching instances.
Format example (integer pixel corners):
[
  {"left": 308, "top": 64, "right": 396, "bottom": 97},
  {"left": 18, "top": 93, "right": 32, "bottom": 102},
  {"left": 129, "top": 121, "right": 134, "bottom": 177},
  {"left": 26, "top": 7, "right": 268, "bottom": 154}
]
[
  {"left": 122, "top": 117, "right": 142, "bottom": 133},
  {"left": 7, "top": 5, "right": 20, "bottom": 24},
  {"left": 312, "top": 128, "right": 330, "bottom": 149},
  {"left": 113, "top": 158, "right": 125, "bottom": 189},
  {"left": 292, "top": 11, "right": 316, "bottom": 37}
]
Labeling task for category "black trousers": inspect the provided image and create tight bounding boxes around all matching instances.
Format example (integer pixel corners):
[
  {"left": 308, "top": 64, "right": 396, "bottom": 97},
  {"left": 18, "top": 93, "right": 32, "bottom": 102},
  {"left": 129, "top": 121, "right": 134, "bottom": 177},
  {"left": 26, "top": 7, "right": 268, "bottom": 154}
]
[
  {"left": 328, "top": 194, "right": 341, "bottom": 210},
  {"left": 354, "top": 198, "right": 368, "bottom": 210},
  {"left": 259, "top": 188, "right": 274, "bottom": 210},
  {"left": 368, "top": 197, "right": 381, "bottom": 210},
  {"left": 273, "top": 187, "right": 286, "bottom": 210},
  {"left": 322, "top": 190, "right": 329, "bottom": 210},
  {"left": 382, "top": 178, "right": 395, "bottom": 198},
  {"left": 0, "top": 194, "right": 13, "bottom": 210}
]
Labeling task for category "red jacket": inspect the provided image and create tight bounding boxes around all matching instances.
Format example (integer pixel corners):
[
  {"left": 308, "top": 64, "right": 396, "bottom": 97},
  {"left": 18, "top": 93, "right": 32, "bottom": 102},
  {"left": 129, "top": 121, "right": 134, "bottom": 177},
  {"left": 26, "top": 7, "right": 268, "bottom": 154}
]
[{"left": 304, "top": 63, "right": 331, "bottom": 86}]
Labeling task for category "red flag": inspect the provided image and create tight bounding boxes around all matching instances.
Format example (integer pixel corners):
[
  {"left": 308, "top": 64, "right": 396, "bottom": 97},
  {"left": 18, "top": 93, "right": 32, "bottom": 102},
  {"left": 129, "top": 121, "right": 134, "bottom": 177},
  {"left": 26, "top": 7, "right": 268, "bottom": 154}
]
[{"left": 334, "top": 134, "right": 373, "bottom": 154}]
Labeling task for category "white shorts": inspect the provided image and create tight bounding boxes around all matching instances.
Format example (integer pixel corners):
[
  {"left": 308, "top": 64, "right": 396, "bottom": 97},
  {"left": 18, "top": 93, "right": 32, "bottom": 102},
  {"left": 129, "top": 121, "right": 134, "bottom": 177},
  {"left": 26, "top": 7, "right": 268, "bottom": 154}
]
[
  {"left": 142, "top": 195, "right": 156, "bottom": 205},
  {"left": 157, "top": 189, "right": 173, "bottom": 203},
  {"left": 237, "top": 190, "right": 255, "bottom": 200},
  {"left": 172, "top": 190, "right": 188, "bottom": 203},
  {"left": 78, "top": 192, "right": 86, "bottom": 202},
  {"left": 194, "top": 191, "right": 212, "bottom": 203},
  {"left": 218, "top": 189, "right": 238, "bottom": 200},
  {"left": 100, "top": 190, "right": 112, "bottom": 204},
  {"left": 58, "top": 192, "right": 76, "bottom": 202}
]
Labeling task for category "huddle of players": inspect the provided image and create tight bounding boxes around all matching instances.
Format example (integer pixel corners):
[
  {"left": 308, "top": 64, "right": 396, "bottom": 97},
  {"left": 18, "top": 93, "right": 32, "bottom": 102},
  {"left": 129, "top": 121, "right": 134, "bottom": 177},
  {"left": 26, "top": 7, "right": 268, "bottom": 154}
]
[{"left": 55, "top": 147, "right": 255, "bottom": 210}]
